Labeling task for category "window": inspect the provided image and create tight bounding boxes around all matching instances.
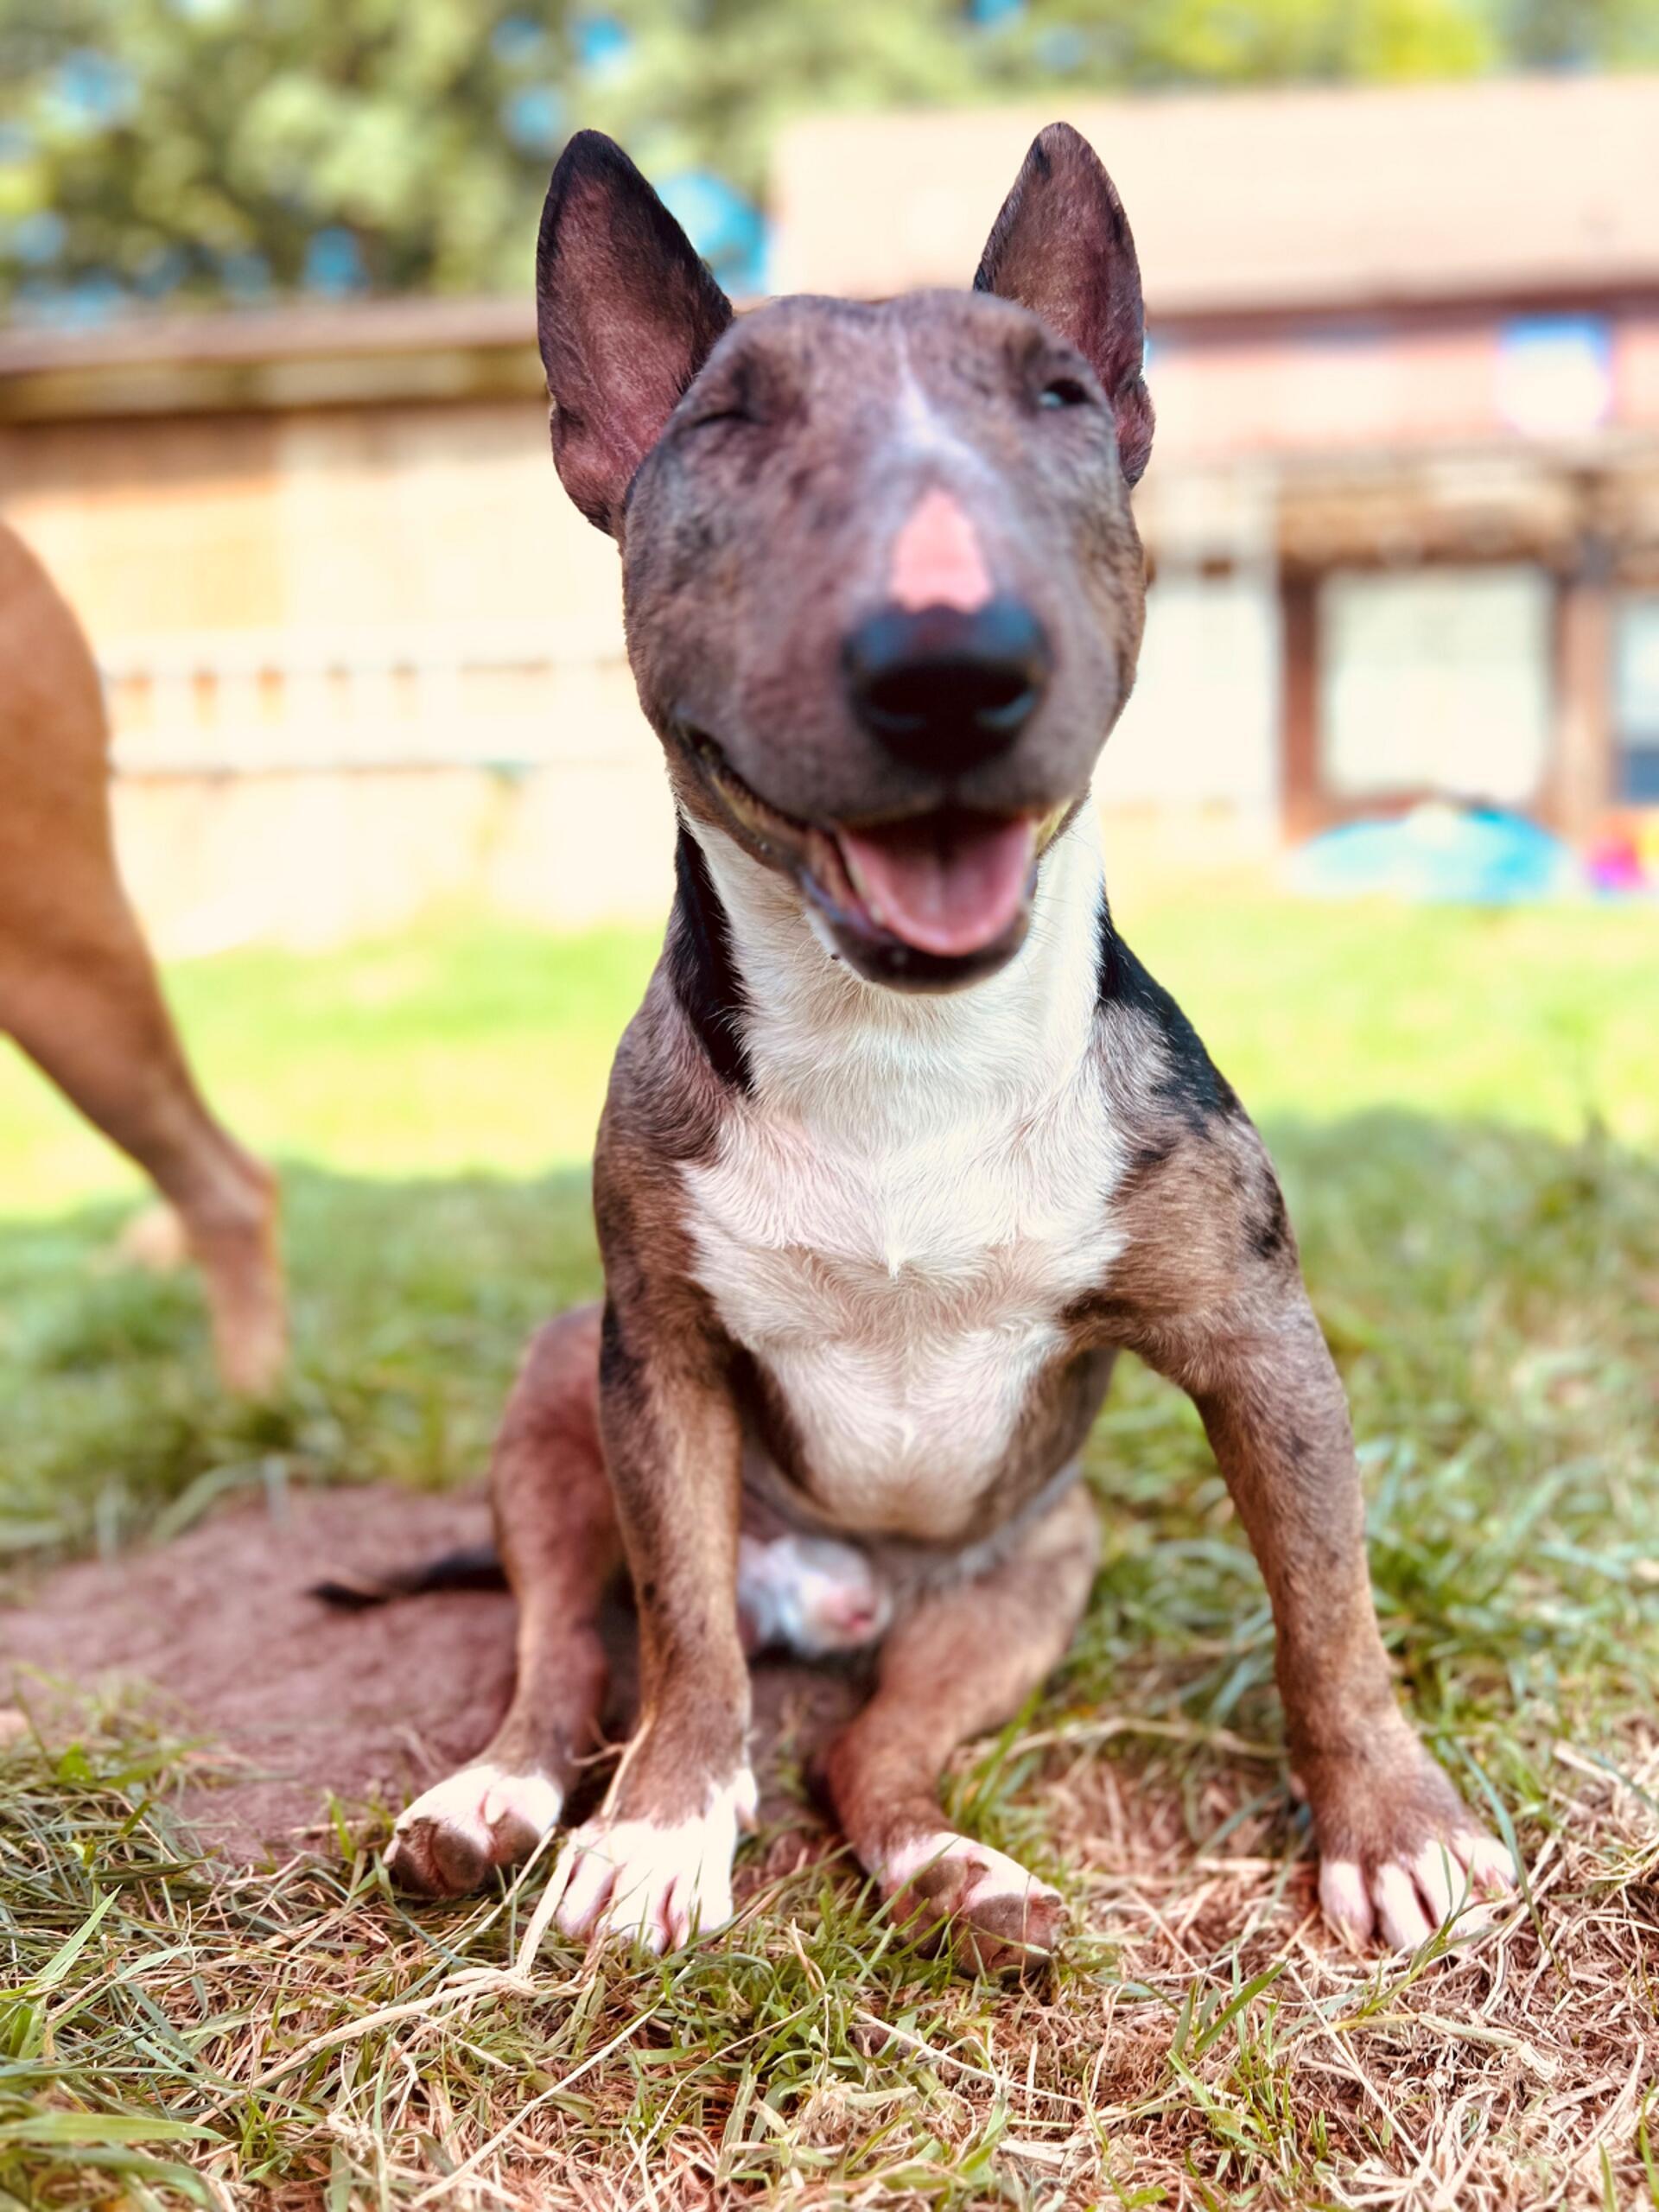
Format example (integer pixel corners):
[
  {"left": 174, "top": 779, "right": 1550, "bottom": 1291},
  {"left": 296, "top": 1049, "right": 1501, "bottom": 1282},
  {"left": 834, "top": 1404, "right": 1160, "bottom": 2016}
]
[
  {"left": 1319, "top": 567, "right": 1553, "bottom": 804},
  {"left": 1614, "top": 594, "right": 1659, "bottom": 804}
]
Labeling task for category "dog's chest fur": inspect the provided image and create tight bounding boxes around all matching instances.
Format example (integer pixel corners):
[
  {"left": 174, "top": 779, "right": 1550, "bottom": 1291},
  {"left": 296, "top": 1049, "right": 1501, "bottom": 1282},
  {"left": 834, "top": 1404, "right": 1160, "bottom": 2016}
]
[{"left": 682, "top": 813, "right": 1125, "bottom": 1541}]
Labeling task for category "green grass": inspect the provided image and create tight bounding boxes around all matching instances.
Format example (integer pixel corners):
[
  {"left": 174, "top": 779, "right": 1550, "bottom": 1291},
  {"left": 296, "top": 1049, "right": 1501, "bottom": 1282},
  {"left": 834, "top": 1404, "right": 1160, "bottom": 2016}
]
[
  {"left": 2, "top": 889, "right": 1657, "bottom": 2207},
  {"left": 2, "top": 891, "right": 1656, "bottom": 1218}
]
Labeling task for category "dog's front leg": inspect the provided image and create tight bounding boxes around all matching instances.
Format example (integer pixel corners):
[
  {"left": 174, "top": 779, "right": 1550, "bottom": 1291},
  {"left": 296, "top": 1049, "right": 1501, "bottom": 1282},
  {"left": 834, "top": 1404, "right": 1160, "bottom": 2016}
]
[
  {"left": 546, "top": 1297, "right": 754, "bottom": 1955},
  {"left": 1145, "top": 1281, "right": 1517, "bottom": 1949}
]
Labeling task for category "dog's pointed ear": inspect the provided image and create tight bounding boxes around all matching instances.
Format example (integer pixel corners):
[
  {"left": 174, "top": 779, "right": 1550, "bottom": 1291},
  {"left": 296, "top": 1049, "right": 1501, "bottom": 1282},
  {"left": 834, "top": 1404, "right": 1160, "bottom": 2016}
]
[
  {"left": 975, "top": 123, "right": 1153, "bottom": 486},
  {"left": 536, "top": 131, "right": 734, "bottom": 535}
]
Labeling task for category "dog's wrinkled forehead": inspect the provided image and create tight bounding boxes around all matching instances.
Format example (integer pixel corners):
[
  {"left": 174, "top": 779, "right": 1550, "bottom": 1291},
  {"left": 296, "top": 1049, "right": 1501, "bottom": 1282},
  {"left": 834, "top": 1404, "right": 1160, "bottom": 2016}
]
[
  {"left": 656, "top": 289, "right": 1106, "bottom": 491},
  {"left": 641, "top": 289, "right": 1052, "bottom": 492},
  {"left": 696, "top": 287, "right": 1085, "bottom": 409},
  {"left": 626, "top": 283, "right": 1133, "bottom": 626}
]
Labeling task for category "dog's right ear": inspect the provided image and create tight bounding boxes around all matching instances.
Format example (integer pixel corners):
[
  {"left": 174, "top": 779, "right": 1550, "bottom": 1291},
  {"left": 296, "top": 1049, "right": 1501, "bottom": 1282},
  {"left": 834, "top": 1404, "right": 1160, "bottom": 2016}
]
[{"left": 536, "top": 131, "right": 734, "bottom": 536}]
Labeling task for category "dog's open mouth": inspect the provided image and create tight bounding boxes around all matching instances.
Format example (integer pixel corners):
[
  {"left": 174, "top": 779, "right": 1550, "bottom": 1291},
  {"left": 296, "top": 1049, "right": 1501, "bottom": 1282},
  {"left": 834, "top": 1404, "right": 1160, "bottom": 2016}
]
[
  {"left": 689, "top": 735, "right": 1044, "bottom": 967},
  {"left": 829, "top": 813, "right": 1035, "bottom": 957}
]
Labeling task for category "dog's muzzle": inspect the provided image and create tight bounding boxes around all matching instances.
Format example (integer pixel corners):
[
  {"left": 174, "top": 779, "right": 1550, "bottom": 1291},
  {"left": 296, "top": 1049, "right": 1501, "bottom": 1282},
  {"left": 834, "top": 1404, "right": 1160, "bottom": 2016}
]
[{"left": 842, "top": 597, "right": 1052, "bottom": 777}]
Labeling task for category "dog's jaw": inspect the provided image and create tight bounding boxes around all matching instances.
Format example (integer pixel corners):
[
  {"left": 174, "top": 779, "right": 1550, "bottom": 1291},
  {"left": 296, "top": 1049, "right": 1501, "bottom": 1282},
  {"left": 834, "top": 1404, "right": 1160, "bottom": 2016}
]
[{"left": 674, "top": 728, "right": 1079, "bottom": 994}]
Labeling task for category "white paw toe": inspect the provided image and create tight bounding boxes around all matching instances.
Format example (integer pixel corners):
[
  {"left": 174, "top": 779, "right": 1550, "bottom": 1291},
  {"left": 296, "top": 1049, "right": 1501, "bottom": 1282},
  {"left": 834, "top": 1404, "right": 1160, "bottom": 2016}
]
[
  {"left": 882, "top": 1831, "right": 1066, "bottom": 1971},
  {"left": 1318, "top": 1857, "right": 1375, "bottom": 1947},
  {"left": 1320, "top": 1828, "right": 1520, "bottom": 1953},
  {"left": 548, "top": 1771, "right": 753, "bottom": 1955},
  {"left": 1374, "top": 1860, "right": 1436, "bottom": 1950},
  {"left": 388, "top": 1764, "right": 563, "bottom": 1897}
]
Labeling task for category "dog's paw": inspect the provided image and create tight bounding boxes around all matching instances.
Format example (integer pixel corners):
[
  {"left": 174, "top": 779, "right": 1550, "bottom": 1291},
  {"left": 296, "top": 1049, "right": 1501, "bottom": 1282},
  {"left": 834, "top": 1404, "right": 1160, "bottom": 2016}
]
[
  {"left": 547, "top": 1770, "right": 757, "bottom": 1955},
  {"left": 1301, "top": 1729, "right": 1519, "bottom": 1952},
  {"left": 385, "top": 1764, "right": 563, "bottom": 1899},
  {"left": 883, "top": 1830, "right": 1066, "bottom": 1976}
]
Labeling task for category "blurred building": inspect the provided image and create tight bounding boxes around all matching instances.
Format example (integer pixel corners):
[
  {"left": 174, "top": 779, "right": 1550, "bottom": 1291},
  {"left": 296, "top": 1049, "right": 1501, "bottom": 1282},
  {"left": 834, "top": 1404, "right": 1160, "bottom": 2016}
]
[
  {"left": 777, "top": 77, "right": 1659, "bottom": 842},
  {"left": 3, "top": 73, "right": 1657, "bottom": 947}
]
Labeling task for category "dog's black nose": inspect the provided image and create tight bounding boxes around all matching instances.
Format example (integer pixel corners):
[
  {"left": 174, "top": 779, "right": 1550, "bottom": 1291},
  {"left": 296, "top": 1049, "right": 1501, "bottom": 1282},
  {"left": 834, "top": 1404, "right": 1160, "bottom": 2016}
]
[{"left": 842, "top": 598, "right": 1051, "bottom": 773}]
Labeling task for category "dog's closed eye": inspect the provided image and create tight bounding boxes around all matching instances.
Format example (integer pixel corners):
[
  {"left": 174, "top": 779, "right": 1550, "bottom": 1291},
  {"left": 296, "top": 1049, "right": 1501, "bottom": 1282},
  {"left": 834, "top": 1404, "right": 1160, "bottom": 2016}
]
[{"left": 1039, "top": 375, "right": 1094, "bottom": 410}]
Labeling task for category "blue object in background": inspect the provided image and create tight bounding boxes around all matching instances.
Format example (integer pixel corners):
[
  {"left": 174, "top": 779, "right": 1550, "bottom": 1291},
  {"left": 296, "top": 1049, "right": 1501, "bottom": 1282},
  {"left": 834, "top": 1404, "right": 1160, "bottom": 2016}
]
[
  {"left": 1496, "top": 314, "right": 1612, "bottom": 438},
  {"left": 1289, "top": 805, "right": 1581, "bottom": 905},
  {"left": 575, "top": 16, "right": 633, "bottom": 80},
  {"left": 10, "top": 210, "right": 67, "bottom": 267},
  {"left": 49, "top": 49, "right": 139, "bottom": 134},
  {"left": 302, "top": 228, "right": 367, "bottom": 299},
  {"left": 490, "top": 15, "right": 549, "bottom": 67},
  {"left": 501, "top": 83, "right": 564, "bottom": 156},
  {"left": 219, "top": 247, "right": 274, "bottom": 303},
  {"left": 658, "top": 169, "right": 768, "bottom": 296}
]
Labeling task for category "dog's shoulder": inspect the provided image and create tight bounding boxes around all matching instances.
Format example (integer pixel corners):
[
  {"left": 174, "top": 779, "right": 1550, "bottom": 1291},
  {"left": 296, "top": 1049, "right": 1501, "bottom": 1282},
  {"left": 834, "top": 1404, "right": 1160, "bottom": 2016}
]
[{"left": 1079, "top": 911, "right": 1298, "bottom": 1347}]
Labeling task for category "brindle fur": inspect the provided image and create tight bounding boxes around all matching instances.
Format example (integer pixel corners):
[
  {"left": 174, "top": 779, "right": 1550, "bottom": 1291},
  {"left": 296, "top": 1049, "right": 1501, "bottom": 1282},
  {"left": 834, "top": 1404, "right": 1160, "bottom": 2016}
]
[{"left": 383, "top": 123, "right": 1514, "bottom": 1969}]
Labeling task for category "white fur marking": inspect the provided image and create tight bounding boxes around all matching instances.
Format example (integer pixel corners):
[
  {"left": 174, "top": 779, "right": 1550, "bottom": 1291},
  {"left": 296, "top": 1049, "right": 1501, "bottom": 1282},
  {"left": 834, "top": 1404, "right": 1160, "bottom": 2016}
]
[
  {"left": 1373, "top": 1862, "right": 1434, "bottom": 1952},
  {"left": 1318, "top": 1858, "right": 1374, "bottom": 1947},
  {"left": 395, "top": 1764, "right": 563, "bottom": 1860},
  {"left": 881, "top": 1827, "right": 1045, "bottom": 1902},
  {"left": 1318, "top": 1830, "right": 1519, "bottom": 1953},
  {"left": 880, "top": 1828, "right": 1064, "bottom": 1957},
  {"left": 892, "top": 330, "right": 1001, "bottom": 490},
  {"left": 738, "top": 1529, "right": 890, "bottom": 1655},
  {"left": 550, "top": 1770, "right": 756, "bottom": 1954},
  {"left": 684, "top": 809, "right": 1123, "bottom": 1540}
]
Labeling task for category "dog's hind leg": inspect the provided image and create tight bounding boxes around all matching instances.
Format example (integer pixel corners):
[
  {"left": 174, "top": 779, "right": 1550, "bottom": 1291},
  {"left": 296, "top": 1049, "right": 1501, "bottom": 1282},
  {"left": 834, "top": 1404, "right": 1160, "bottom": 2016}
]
[
  {"left": 823, "top": 1480, "right": 1098, "bottom": 1975},
  {"left": 386, "top": 1305, "right": 620, "bottom": 1897}
]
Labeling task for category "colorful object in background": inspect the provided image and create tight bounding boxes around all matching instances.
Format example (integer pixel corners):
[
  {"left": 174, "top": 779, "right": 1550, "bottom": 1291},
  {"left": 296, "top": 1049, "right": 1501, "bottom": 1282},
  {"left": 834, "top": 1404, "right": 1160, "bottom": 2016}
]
[
  {"left": 657, "top": 170, "right": 768, "bottom": 297},
  {"left": 1289, "top": 804, "right": 1582, "bottom": 904},
  {"left": 1496, "top": 314, "right": 1613, "bottom": 439},
  {"left": 1586, "top": 817, "right": 1659, "bottom": 896}
]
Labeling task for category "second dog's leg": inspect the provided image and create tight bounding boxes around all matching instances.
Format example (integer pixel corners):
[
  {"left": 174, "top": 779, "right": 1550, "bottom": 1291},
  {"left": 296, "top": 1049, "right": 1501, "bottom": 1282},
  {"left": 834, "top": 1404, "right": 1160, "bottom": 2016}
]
[
  {"left": 387, "top": 1306, "right": 620, "bottom": 1897},
  {"left": 825, "top": 1482, "right": 1099, "bottom": 1974},
  {"left": 0, "top": 915, "right": 284, "bottom": 1396}
]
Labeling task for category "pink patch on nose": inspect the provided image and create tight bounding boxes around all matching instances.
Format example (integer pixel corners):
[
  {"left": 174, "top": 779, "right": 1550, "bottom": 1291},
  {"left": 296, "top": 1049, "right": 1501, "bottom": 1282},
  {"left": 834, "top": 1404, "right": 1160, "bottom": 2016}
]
[{"left": 888, "top": 488, "right": 993, "bottom": 613}]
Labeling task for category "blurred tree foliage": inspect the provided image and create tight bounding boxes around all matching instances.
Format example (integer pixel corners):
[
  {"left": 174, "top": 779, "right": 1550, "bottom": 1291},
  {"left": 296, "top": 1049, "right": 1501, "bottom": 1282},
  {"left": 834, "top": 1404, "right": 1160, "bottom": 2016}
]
[
  {"left": 1, "top": 0, "right": 1656, "bottom": 314},
  {"left": 0, "top": 0, "right": 582, "bottom": 305}
]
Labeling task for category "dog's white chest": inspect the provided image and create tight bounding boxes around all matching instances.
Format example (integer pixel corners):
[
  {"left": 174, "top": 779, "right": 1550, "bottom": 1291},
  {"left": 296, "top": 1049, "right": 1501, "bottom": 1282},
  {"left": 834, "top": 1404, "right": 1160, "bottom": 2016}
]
[{"left": 682, "top": 814, "right": 1123, "bottom": 1541}]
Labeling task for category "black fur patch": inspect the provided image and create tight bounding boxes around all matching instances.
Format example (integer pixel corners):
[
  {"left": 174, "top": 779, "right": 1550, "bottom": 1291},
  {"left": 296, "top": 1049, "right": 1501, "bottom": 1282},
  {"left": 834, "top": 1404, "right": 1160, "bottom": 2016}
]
[
  {"left": 598, "top": 1297, "right": 645, "bottom": 1393},
  {"left": 1248, "top": 1175, "right": 1294, "bottom": 1262},
  {"left": 1096, "top": 900, "right": 1239, "bottom": 1132},
  {"left": 667, "top": 828, "right": 753, "bottom": 1092}
]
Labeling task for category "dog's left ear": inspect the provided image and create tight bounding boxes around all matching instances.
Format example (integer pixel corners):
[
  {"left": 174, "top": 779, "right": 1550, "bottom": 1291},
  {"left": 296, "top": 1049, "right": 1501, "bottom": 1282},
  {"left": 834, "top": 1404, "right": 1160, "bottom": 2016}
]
[
  {"left": 536, "top": 130, "right": 734, "bottom": 535},
  {"left": 975, "top": 123, "right": 1153, "bottom": 486}
]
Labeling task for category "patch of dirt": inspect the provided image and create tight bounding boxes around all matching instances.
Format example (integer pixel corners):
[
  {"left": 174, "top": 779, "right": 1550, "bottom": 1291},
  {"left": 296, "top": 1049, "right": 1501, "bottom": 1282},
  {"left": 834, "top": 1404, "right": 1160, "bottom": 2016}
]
[{"left": 1, "top": 1484, "right": 858, "bottom": 1864}]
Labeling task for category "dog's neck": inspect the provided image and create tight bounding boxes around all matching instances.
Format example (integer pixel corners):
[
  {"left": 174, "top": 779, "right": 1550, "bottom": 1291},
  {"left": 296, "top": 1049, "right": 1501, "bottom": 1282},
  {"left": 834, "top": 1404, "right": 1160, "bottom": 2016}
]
[{"left": 686, "top": 804, "right": 1106, "bottom": 1141}]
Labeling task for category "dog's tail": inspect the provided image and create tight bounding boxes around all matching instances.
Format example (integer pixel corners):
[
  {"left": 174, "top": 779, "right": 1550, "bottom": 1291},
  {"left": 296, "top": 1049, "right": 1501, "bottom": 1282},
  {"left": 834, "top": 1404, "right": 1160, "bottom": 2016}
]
[{"left": 310, "top": 1543, "right": 506, "bottom": 1611}]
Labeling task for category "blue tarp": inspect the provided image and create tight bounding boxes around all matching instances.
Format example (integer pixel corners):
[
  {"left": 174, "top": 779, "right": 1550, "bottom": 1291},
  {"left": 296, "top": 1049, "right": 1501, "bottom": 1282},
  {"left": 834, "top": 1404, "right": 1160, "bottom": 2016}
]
[{"left": 1288, "top": 805, "right": 1581, "bottom": 905}]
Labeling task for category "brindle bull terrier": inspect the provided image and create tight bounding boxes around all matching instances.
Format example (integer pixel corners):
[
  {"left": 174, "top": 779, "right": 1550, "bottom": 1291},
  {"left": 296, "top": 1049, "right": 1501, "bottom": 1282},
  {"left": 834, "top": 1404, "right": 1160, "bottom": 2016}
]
[
  {"left": 380, "top": 124, "right": 1517, "bottom": 1970},
  {"left": 0, "top": 522, "right": 284, "bottom": 1396}
]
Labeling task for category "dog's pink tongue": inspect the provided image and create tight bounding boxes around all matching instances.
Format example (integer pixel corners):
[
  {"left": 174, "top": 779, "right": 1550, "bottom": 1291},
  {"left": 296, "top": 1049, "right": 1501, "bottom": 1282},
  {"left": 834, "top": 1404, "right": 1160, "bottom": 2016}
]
[{"left": 835, "top": 813, "right": 1036, "bottom": 957}]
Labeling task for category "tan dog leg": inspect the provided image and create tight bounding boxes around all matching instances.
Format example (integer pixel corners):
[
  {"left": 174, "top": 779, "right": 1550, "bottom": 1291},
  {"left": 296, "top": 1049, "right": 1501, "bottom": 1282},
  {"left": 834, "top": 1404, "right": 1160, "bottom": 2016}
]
[
  {"left": 0, "top": 925, "right": 284, "bottom": 1396},
  {"left": 0, "top": 523, "right": 283, "bottom": 1395},
  {"left": 825, "top": 1482, "right": 1099, "bottom": 1975},
  {"left": 387, "top": 1306, "right": 620, "bottom": 1897}
]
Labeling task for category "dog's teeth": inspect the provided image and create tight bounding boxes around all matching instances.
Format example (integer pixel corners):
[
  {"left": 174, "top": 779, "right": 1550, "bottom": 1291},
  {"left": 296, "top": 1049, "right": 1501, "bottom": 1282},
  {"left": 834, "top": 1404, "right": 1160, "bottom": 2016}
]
[{"left": 838, "top": 842, "right": 883, "bottom": 921}]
